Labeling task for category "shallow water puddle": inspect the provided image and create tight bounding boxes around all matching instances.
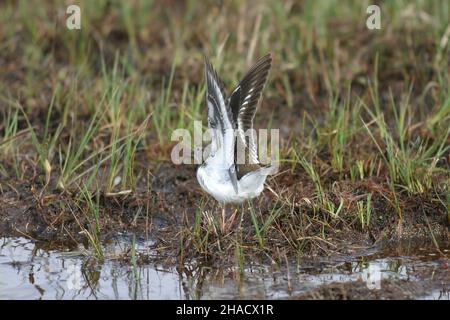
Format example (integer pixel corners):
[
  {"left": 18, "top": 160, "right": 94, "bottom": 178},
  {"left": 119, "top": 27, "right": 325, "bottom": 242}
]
[{"left": 0, "top": 237, "right": 448, "bottom": 299}]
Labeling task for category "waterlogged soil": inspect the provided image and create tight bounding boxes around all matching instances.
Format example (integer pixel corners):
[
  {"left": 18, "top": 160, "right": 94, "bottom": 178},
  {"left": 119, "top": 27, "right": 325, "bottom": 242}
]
[
  {"left": 0, "top": 161, "right": 447, "bottom": 239},
  {"left": 0, "top": 236, "right": 448, "bottom": 300},
  {"left": 0, "top": 160, "right": 448, "bottom": 300},
  {"left": 0, "top": 129, "right": 447, "bottom": 300}
]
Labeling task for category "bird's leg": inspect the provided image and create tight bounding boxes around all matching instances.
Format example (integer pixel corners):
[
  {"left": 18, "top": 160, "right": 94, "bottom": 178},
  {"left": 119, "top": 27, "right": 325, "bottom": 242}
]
[
  {"left": 221, "top": 204, "right": 226, "bottom": 234},
  {"left": 226, "top": 205, "right": 239, "bottom": 230},
  {"left": 240, "top": 203, "right": 245, "bottom": 227}
]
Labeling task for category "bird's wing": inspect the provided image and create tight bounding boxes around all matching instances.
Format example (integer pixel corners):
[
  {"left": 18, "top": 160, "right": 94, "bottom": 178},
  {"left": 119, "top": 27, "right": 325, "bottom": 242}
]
[
  {"left": 228, "top": 53, "right": 272, "bottom": 165},
  {"left": 204, "top": 56, "right": 237, "bottom": 192},
  {"left": 204, "top": 55, "right": 234, "bottom": 149}
]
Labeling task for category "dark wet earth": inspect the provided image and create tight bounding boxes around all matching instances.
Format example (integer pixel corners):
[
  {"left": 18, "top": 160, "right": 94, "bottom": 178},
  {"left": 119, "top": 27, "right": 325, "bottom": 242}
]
[{"left": 0, "top": 236, "right": 448, "bottom": 300}]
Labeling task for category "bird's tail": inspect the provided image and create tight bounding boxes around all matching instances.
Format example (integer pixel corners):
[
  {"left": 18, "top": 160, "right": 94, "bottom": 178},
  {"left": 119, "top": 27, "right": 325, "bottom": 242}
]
[{"left": 260, "top": 163, "right": 279, "bottom": 176}]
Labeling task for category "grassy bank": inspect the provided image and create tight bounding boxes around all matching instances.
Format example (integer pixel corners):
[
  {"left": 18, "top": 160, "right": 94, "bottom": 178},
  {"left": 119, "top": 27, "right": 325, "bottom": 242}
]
[{"left": 0, "top": 0, "right": 449, "bottom": 265}]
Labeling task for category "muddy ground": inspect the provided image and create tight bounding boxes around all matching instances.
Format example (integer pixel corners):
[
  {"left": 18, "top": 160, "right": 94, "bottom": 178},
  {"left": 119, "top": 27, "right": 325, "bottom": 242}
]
[{"left": 0, "top": 159, "right": 448, "bottom": 254}]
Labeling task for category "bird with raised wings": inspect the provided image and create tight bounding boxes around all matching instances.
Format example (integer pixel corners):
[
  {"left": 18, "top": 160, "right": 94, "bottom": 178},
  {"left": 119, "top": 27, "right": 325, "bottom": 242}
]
[{"left": 197, "top": 53, "right": 276, "bottom": 206}]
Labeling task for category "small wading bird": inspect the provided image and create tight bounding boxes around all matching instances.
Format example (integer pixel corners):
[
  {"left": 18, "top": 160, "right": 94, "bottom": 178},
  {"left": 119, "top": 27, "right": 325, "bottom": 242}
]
[{"left": 197, "top": 53, "right": 276, "bottom": 226}]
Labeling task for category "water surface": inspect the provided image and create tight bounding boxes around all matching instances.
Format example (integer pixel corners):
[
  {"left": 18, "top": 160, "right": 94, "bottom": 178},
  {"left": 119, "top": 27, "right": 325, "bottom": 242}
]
[{"left": 0, "top": 236, "right": 448, "bottom": 299}]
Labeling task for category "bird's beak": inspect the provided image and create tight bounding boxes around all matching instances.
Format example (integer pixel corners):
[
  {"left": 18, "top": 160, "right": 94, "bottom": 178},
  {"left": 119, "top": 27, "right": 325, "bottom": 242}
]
[{"left": 228, "top": 166, "right": 239, "bottom": 194}]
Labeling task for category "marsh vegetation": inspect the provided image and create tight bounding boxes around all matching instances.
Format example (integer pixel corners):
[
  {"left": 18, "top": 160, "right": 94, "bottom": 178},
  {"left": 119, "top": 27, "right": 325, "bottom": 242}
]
[{"left": 0, "top": 0, "right": 448, "bottom": 299}]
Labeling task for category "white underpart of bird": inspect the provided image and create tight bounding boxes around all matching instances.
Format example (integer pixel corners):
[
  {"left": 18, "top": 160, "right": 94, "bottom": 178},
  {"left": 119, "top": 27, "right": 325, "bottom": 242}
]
[{"left": 197, "top": 53, "right": 276, "bottom": 204}]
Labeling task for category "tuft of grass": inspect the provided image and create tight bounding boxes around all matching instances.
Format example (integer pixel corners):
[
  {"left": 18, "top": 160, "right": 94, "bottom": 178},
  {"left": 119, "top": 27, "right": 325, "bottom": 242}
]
[
  {"left": 0, "top": 106, "right": 21, "bottom": 177},
  {"left": 362, "top": 86, "right": 450, "bottom": 195},
  {"left": 357, "top": 193, "right": 373, "bottom": 229},
  {"left": 76, "top": 185, "right": 104, "bottom": 260},
  {"left": 57, "top": 108, "right": 102, "bottom": 190}
]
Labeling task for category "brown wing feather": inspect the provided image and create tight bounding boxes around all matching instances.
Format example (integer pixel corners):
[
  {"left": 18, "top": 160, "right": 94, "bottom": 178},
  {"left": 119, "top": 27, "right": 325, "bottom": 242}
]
[{"left": 228, "top": 53, "right": 272, "bottom": 165}]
